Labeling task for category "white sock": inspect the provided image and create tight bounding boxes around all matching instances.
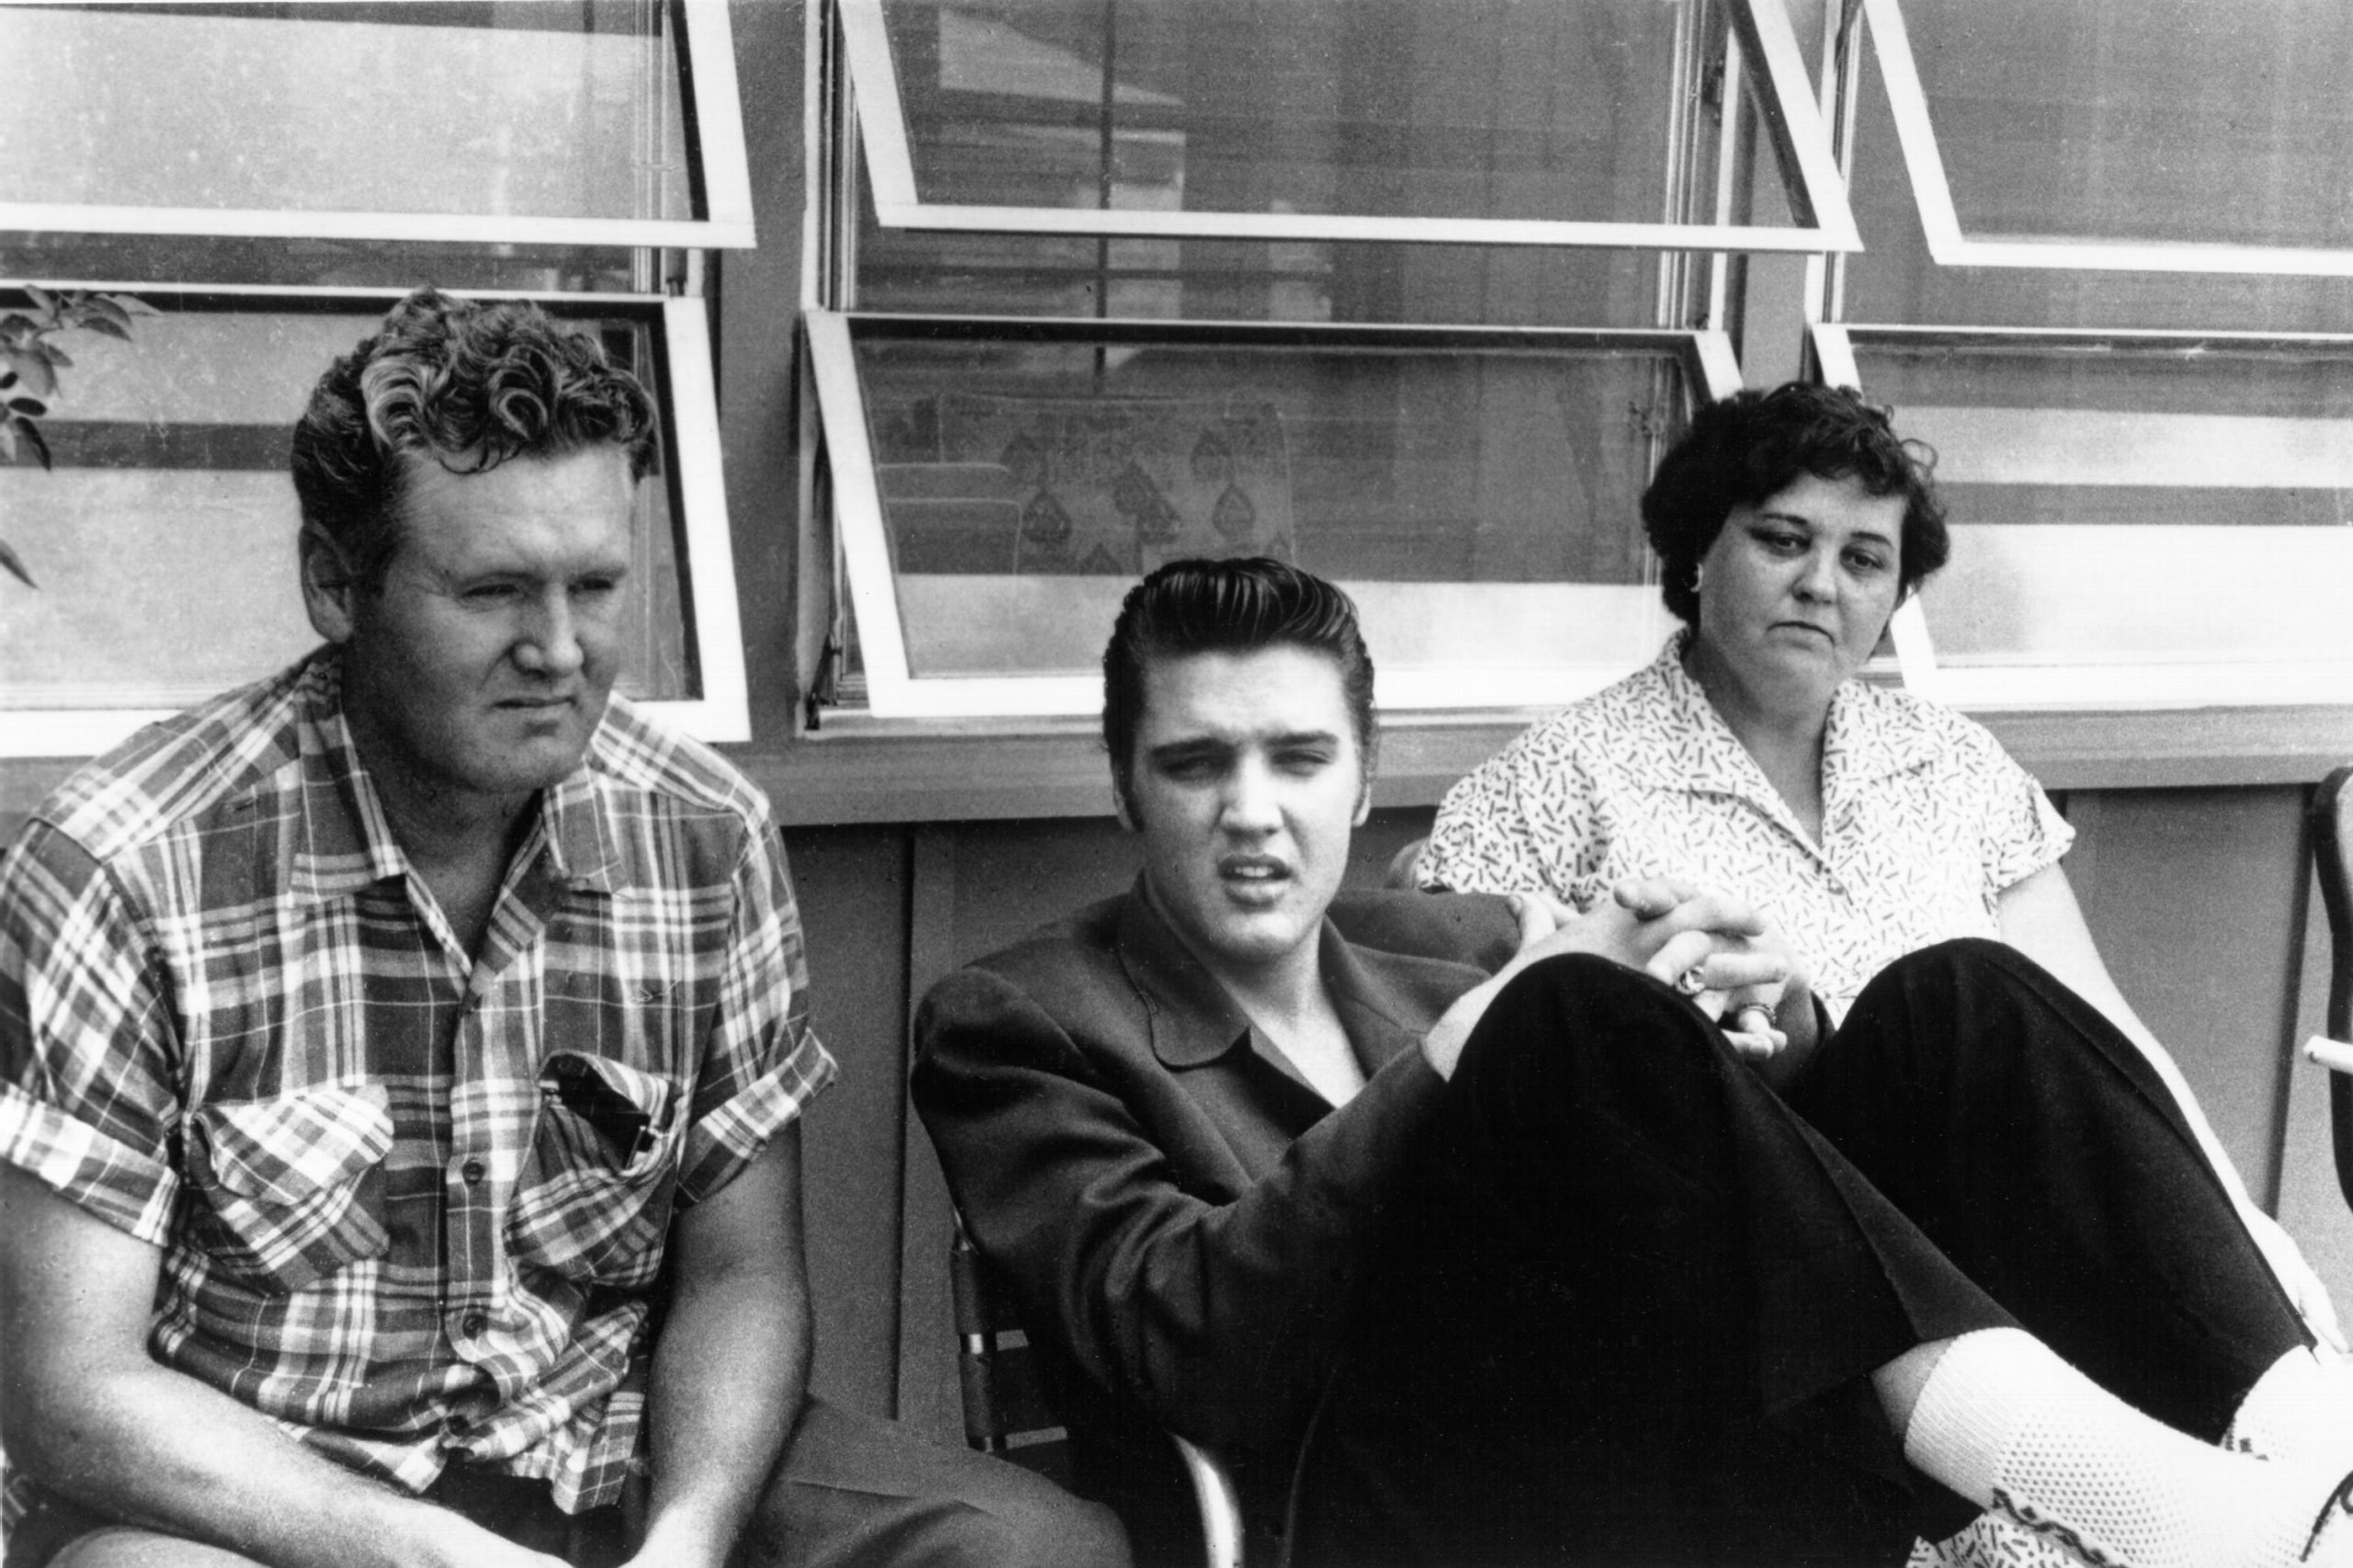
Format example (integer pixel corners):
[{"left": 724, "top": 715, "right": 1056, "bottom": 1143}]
[
  {"left": 2232, "top": 1346, "right": 2353, "bottom": 1461},
  {"left": 1901, "top": 1329, "right": 2353, "bottom": 1568}
]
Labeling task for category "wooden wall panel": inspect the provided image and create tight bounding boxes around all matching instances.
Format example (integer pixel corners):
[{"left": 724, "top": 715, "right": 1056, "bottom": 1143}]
[{"left": 780, "top": 824, "right": 913, "bottom": 1417}]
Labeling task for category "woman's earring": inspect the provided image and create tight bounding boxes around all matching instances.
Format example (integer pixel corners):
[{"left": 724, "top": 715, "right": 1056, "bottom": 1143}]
[{"left": 1689, "top": 562, "right": 1705, "bottom": 594}]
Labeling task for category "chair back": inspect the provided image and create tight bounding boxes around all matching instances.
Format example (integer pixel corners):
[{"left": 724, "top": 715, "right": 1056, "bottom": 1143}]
[
  {"left": 946, "top": 1211, "right": 1246, "bottom": 1568},
  {"left": 947, "top": 1211, "right": 1072, "bottom": 1474},
  {"left": 2310, "top": 765, "right": 2353, "bottom": 1209}
]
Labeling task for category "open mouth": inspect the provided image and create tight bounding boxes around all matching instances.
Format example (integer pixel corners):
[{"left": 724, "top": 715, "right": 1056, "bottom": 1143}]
[{"left": 1219, "top": 854, "right": 1291, "bottom": 890}]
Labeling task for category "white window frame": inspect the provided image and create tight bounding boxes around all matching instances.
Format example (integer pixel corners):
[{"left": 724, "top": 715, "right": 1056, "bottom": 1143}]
[
  {"left": 837, "top": 0, "right": 1860, "bottom": 254},
  {"left": 0, "top": 0, "right": 756, "bottom": 251},
  {"left": 808, "top": 306, "right": 1756, "bottom": 721},
  {"left": 1859, "top": 0, "right": 2353, "bottom": 278},
  {"left": 0, "top": 287, "right": 747, "bottom": 758},
  {"left": 1814, "top": 320, "right": 2353, "bottom": 710}
]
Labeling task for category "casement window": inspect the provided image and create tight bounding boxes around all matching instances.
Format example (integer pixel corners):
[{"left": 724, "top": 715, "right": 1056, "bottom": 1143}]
[{"left": 0, "top": 0, "right": 752, "bottom": 756}]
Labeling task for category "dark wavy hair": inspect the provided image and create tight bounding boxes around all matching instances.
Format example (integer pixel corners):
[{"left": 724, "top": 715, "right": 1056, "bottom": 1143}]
[
  {"left": 1103, "top": 557, "right": 1377, "bottom": 813},
  {"left": 1641, "top": 382, "right": 1948, "bottom": 624},
  {"left": 290, "top": 287, "right": 659, "bottom": 589}
]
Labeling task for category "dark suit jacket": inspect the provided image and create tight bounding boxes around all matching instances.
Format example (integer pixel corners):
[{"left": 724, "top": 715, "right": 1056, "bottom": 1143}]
[{"left": 911, "top": 883, "right": 1517, "bottom": 1551}]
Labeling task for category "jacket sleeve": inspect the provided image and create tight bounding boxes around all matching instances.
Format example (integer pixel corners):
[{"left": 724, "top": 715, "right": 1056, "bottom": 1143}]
[{"left": 911, "top": 966, "right": 1446, "bottom": 1456}]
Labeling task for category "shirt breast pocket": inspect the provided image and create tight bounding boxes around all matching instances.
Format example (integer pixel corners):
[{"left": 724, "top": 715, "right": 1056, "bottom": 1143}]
[
  {"left": 506, "top": 1051, "right": 687, "bottom": 1290},
  {"left": 183, "top": 1085, "right": 393, "bottom": 1292}
]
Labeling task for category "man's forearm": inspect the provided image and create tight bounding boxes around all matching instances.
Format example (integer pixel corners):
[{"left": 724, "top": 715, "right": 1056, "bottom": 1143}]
[
  {"left": 632, "top": 1256, "right": 809, "bottom": 1567},
  {"left": 14, "top": 1360, "right": 534, "bottom": 1568}
]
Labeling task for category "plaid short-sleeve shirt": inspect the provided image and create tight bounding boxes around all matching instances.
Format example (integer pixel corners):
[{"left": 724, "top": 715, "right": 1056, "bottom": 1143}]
[
  {"left": 0, "top": 649, "right": 836, "bottom": 1517},
  {"left": 1418, "top": 633, "right": 2074, "bottom": 1020}
]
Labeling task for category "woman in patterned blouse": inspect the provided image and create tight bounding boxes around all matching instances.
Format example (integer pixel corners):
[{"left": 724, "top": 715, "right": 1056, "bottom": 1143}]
[{"left": 1419, "top": 383, "right": 2345, "bottom": 1563}]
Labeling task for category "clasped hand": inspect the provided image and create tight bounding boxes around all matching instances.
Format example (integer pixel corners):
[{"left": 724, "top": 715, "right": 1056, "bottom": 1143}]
[
  {"left": 1422, "top": 877, "right": 1816, "bottom": 1080},
  {"left": 1502, "top": 877, "right": 1815, "bottom": 1062}
]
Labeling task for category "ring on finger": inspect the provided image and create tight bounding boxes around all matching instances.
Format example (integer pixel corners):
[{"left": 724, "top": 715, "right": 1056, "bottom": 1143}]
[
  {"left": 1674, "top": 965, "right": 1709, "bottom": 996},
  {"left": 1733, "top": 1003, "right": 1776, "bottom": 1034}
]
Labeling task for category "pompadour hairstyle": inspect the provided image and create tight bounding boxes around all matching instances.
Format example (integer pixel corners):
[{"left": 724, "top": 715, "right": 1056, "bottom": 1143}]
[
  {"left": 1640, "top": 381, "right": 1949, "bottom": 623},
  {"left": 1102, "top": 556, "right": 1378, "bottom": 806},
  {"left": 289, "top": 287, "right": 659, "bottom": 590}
]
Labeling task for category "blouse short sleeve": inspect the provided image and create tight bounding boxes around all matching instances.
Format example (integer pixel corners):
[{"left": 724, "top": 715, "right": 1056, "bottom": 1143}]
[
  {"left": 1417, "top": 722, "right": 1597, "bottom": 903},
  {"left": 1966, "top": 723, "right": 2075, "bottom": 896}
]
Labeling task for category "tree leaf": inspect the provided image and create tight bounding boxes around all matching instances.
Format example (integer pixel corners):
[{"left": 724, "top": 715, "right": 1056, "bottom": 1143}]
[
  {"left": 4, "top": 351, "right": 54, "bottom": 399},
  {"left": 105, "top": 293, "right": 161, "bottom": 317},
  {"left": 81, "top": 295, "right": 131, "bottom": 329},
  {"left": 7, "top": 395, "right": 46, "bottom": 416},
  {"left": 0, "top": 537, "right": 35, "bottom": 589},
  {"left": 17, "top": 416, "right": 51, "bottom": 472},
  {"left": 0, "top": 418, "right": 15, "bottom": 461},
  {"left": 40, "top": 344, "right": 72, "bottom": 369},
  {"left": 0, "top": 313, "right": 35, "bottom": 339},
  {"left": 78, "top": 316, "right": 131, "bottom": 342},
  {"left": 24, "top": 285, "right": 58, "bottom": 317}
]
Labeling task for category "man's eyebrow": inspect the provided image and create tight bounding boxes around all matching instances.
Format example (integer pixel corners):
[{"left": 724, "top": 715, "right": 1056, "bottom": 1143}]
[{"left": 1144, "top": 736, "right": 1235, "bottom": 765}]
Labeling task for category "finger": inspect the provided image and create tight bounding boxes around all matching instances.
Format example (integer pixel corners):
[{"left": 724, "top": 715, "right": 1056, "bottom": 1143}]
[
  {"left": 1507, "top": 892, "right": 1559, "bottom": 951},
  {"left": 1643, "top": 928, "right": 1720, "bottom": 988},
  {"left": 1611, "top": 875, "right": 1704, "bottom": 920},
  {"left": 1630, "top": 890, "right": 1768, "bottom": 951},
  {"left": 1529, "top": 889, "right": 1583, "bottom": 927},
  {"left": 1652, "top": 947, "right": 1790, "bottom": 995},
  {"left": 1722, "top": 1027, "right": 1787, "bottom": 1062}
]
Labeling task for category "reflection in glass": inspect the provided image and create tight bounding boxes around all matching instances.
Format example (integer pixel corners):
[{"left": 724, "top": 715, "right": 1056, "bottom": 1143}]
[
  {"left": 1854, "top": 335, "right": 2353, "bottom": 671},
  {"left": 852, "top": 0, "right": 1744, "bottom": 324},
  {"left": 0, "top": 2, "right": 691, "bottom": 225},
  {"left": 1896, "top": 2, "right": 2353, "bottom": 251},
  {"left": 0, "top": 299, "right": 688, "bottom": 710},
  {"left": 847, "top": 321, "right": 1690, "bottom": 681},
  {"left": 0, "top": 233, "right": 643, "bottom": 296},
  {"left": 874, "top": 0, "right": 1745, "bottom": 227},
  {"left": 1841, "top": 0, "right": 2353, "bottom": 330}
]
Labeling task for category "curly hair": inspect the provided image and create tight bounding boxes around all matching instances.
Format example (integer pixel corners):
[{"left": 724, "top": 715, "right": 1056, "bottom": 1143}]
[
  {"left": 1641, "top": 382, "right": 1949, "bottom": 624},
  {"left": 290, "top": 287, "right": 659, "bottom": 589},
  {"left": 1103, "top": 556, "right": 1378, "bottom": 815}
]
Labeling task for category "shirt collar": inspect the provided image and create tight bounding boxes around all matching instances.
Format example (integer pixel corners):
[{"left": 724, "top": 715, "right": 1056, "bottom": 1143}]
[
  {"left": 284, "top": 650, "right": 620, "bottom": 903},
  {"left": 1113, "top": 881, "right": 1426, "bottom": 1081},
  {"left": 1640, "top": 630, "right": 1938, "bottom": 809}
]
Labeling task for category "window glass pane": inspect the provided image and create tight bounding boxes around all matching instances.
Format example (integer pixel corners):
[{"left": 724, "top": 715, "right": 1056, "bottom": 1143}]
[
  {"left": 0, "top": 297, "right": 688, "bottom": 711},
  {"left": 853, "top": 215, "right": 1663, "bottom": 327},
  {"left": 1900, "top": 1, "right": 2353, "bottom": 250},
  {"left": 1854, "top": 335, "right": 2353, "bottom": 671},
  {"left": 0, "top": 233, "right": 644, "bottom": 296},
  {"left": 0, "top": 2, "right": 693, "bottom": 227},
  {"left": 847, "top": 320, "right": 1688, "bottom": 682},
  {"left": 872, "top": 0, "right": 1753, "bottom": 228},
  {"left": 1842, "top": 0, "right": 2353, "bottom": 330}
]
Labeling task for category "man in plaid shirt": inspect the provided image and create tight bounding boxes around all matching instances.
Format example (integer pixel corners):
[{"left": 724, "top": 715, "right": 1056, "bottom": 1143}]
[{"left": 0, "top": 290, "right": 1124, "bottom": 1568}]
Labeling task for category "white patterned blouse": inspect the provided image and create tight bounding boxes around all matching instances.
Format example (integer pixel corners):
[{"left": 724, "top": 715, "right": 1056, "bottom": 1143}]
[{"left": 1417, "top": 632, "right": 2074, "bottom": 1022}]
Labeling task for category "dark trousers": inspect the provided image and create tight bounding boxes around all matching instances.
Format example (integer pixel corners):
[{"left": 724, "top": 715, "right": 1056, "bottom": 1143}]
[
  {"left": 5, "top": 1397, "right": 1127, "bottom": 1568},
  {"left": 1291, "top": 938, "right": 2309, "bottom": 1568}
]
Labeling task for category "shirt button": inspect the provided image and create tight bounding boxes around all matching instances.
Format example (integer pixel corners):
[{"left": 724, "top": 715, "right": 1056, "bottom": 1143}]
[
  {"left": 461, "top": 1311, "right": 488, "bottom": 1339},
  {"left": 460, "top": 1159, "right": 485, "bottom": 1186}
]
